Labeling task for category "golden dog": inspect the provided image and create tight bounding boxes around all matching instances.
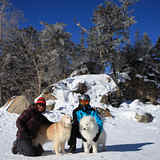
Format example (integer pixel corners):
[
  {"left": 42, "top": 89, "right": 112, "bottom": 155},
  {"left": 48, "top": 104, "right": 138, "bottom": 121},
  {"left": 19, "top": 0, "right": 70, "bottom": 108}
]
[{"left": 32, "top": 114, "right": 72, "bottom": 155}]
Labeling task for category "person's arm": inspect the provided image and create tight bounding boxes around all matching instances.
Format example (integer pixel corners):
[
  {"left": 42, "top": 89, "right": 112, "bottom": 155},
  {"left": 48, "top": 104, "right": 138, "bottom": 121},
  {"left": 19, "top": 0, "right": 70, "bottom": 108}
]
[
  {"left": 39, "top": 114, "right": 53, "bottom": 125},
  {"left": 93, "top": 109, "right": 103, "bottom": 132},
  {"left": 73, "top": 109, "right": 87, "bottom": 142},
  {"left": 16, "top": 109, "right": 31, "bottom": 129},
  {"left": 92, "top": 110, "right": 103, "bottom": 142},
  {"left": 72, "top": 109, "right": 79, "bottom": 128},
  {"left": 16, "top": 109, "right": 32, "bottom": 138}
]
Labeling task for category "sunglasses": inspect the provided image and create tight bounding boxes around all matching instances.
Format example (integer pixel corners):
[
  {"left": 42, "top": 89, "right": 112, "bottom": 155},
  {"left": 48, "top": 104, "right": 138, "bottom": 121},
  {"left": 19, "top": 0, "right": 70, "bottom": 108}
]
[
  {"left": 37, "top": 103, "right": 46, "bottom": 107},
  {"left": 80, "top": 100, "right": 89, "bottom": 104}
]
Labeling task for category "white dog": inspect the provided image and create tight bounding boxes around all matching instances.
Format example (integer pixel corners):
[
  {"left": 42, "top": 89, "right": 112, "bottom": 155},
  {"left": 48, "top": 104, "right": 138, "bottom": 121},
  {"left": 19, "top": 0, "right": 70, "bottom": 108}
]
[{"left": 79, "top": 116, "right": 106, "bottom": 153}]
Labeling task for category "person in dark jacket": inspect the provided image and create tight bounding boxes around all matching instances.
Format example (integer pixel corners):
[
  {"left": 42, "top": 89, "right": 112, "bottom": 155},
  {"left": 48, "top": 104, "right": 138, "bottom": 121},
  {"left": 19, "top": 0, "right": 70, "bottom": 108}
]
[
  {"left": 68, "top": 94, "right": 103, "bottom": 153},
  {"left": 11, "top": 97, "right": 52, "bottom": 156}
]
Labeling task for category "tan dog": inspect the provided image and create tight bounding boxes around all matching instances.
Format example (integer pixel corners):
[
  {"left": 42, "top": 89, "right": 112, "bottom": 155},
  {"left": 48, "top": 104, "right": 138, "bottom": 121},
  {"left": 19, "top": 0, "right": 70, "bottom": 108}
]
[{"left": 32, "top": 114, "right": 72, "bottom": 155}]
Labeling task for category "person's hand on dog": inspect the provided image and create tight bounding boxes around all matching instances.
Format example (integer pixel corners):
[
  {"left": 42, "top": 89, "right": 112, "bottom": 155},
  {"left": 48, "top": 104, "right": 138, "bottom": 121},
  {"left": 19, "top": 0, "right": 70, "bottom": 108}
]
[{"left": 93, "top": 129, "right": 101, "bottom": 142}]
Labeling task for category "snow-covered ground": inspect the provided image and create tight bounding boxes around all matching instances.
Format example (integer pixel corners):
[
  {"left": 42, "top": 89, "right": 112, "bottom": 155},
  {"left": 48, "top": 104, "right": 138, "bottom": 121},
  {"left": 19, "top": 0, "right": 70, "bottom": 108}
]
[{"left": 0, "top": 74, "right": 160, "bottom": 160}]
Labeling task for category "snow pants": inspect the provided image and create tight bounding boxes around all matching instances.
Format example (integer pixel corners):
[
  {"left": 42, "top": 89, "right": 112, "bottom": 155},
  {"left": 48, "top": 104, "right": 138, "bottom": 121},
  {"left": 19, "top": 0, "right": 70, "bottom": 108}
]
[
  {"left": 12, "top": 138, "right": 43, "bottom": 156},
  {"left": 68, "top": 124, "right": 82, "bottom": 149}
]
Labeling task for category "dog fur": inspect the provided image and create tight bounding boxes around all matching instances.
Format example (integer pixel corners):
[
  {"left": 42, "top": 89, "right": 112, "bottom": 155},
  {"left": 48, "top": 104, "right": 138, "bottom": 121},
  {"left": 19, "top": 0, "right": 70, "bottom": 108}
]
[
  {"left": 32, "top": 114, "right": 72, "bottom": 155},
  {"left": 80, "top": 116, "right": 106, "bottom": 153}
]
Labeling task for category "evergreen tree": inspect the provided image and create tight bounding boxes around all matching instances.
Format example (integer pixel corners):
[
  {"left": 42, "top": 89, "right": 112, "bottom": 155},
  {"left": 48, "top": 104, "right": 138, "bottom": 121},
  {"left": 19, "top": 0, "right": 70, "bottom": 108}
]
[
  {"left": 87, "top": 0, "right": 137, "bottom": 84},
  {"left": 39, "top": 22, "right": 76, "bottom": 81},
  {"left": 0, "top": 23, "right": 76, "bottom": 105},
  {"left": 151, "top": 36, "right": 160, "bottom": 79},
  {"left": 121, "top": 31, "right": 155, "bottom": 80},
  {"left": 152, "top": 36, "right": 160, "bottom": 62},
  {"left": 0, "top": 0, "right": 24, "bottom": 105}
]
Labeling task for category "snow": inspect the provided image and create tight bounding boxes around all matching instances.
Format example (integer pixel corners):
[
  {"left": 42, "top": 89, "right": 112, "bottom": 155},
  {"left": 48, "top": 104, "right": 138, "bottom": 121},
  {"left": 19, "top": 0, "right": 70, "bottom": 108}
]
[{"left": 0, "top": 74, "right": 160, "bottom": 160}]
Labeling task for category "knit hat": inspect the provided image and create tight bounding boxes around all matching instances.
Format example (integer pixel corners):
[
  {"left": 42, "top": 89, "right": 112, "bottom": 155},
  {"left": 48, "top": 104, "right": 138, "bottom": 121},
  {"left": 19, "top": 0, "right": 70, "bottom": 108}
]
[{"left": 35, "top": 97, "right": 46, "bottom": 105}]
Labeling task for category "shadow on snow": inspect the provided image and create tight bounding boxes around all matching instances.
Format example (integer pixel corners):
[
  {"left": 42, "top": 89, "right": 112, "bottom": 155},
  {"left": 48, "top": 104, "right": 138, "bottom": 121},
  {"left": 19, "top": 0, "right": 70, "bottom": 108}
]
[
  {"left": 42, "top": 142, "right": 154, "bottom": 156},
  {"left": 106, "top": 142, "right": 154, "bottom": 152}
]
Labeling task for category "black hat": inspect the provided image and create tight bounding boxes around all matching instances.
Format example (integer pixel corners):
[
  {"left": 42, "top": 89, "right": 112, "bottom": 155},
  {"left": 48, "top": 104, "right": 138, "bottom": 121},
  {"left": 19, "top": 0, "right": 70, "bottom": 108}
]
[{"left": 79, "top": 94, "right": 90, "bottom": 102}]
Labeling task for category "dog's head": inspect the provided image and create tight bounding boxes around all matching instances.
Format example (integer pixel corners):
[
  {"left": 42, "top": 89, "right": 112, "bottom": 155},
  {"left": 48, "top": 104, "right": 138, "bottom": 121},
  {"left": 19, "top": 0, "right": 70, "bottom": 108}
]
[
  {"left": 61, "top": 114, "right": 72, "bottom": 128},
  {"left": 80, "top": 116, "right": 96, "bottom": 131}
]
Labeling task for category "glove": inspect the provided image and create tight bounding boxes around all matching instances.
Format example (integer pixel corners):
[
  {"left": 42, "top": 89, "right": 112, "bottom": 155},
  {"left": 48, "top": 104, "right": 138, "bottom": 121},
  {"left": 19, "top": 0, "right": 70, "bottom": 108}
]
[
  {"left": 80, "top": 132, "right": 87, "bottom": 142},
  {"left": 81, "top": 135, "right": 87, "bottom": 142},
  {"left": 93, "top": 130, "right": 101, "bottom": 142}
]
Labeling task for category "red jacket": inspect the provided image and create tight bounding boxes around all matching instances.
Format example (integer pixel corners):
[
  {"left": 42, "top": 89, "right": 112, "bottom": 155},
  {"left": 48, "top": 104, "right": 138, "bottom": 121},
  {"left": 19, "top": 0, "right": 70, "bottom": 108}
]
[{"left": 16, "top": 104, "right": 52, "bottom": 139}]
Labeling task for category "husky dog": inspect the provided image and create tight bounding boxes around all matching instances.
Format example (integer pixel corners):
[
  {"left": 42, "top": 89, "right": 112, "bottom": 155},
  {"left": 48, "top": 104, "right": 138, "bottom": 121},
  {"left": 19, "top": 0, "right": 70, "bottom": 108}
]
[
  {"left": 80, "top": 116, "right": 106, "bottom": 153},
  {"left": 32, "top": 114, "right": 72, "bottom": 155}
]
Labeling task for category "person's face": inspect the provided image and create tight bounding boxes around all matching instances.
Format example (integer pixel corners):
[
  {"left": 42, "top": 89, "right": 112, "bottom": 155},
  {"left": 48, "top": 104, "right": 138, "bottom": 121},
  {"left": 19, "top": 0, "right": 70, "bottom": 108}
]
[
  {"left": 80, "top": 100, "right": 89, "bottom": 106},
  {"left": 37, "top": 103, "right": 46, "bottom": 113}
]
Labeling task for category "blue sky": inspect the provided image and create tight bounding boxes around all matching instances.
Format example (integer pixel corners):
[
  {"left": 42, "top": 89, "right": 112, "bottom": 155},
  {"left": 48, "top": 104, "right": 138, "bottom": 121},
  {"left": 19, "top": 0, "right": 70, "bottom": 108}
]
[{"left": 12, "top": 0, "right": 160, "bottom": 45}]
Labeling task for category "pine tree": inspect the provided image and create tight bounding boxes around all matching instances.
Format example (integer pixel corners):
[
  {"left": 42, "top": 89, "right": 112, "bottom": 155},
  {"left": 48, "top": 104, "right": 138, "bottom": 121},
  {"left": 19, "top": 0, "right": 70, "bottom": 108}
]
[
  {"left": 152, "top": 36, "right": 160, "bottom": 62},
  {"left": 0, "top": 0, "right": 24, "bottom": 105},
  {"left": 0, "top": 22, "right": 76, "bottom": 105},
  {"left": 87, "top": 0, "right": 137, "bottom": 84}
]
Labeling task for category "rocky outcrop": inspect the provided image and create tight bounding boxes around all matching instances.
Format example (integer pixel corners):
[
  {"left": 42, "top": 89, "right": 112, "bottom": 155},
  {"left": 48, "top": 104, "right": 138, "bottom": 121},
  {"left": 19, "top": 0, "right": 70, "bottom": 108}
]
[
  {"left": 135, "top": 112, "right": 153, "bottom": 123},
  {"left": 94, "top": 107, "right": 113, "bottom": 118},
  {"left": 119, "top": 78, "right": 159, "bottom": 105},
  {"left": 7, "top": 95, "right": 30, "bottom": 114}
]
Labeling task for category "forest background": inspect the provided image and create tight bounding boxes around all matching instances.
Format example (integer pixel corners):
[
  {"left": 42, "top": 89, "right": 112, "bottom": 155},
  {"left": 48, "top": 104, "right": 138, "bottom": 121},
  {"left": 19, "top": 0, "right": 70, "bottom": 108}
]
[{"left": 0, "top": 0, "right": 160, "bottom": 106}]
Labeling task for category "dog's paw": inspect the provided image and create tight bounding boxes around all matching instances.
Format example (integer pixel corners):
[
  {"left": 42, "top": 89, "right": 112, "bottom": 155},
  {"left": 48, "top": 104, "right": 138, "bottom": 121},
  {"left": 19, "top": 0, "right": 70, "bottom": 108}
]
[
  {"left": 84, "top": 150, "right": 90, "bottom": 153},
  {"left": 55, "top": 153, "right": 63, "bottom": 156},
  {"left": 62, "top": 151, "right": 67, "bottom": 154}
]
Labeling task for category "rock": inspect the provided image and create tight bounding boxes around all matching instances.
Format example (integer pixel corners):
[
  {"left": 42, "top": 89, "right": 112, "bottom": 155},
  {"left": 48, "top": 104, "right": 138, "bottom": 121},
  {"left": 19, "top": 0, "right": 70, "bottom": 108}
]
[
  {"left": 95, "top": 107, "right": 113, "bottom": 118},
  {"left": 135, "top": 112, "right": 153, "bottom": 123},
  {"left": 72, "top": 82, "right": 88, "bottom": 94},
  {"left": 7, "top": 95, "right": 30, "bottom": 114}
]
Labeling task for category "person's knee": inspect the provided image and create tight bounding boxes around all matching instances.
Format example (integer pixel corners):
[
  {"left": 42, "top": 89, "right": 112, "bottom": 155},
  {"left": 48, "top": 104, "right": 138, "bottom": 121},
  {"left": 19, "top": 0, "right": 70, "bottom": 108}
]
[{"left": 16, "top": 139, "right": 42, "bottom": 157}]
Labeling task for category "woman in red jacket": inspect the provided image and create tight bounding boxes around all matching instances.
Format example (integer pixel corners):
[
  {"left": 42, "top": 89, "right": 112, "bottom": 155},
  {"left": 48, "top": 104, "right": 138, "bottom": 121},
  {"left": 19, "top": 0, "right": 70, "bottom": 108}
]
[{"left": 11, "top": 97, "right": 52, "bottom": 156}]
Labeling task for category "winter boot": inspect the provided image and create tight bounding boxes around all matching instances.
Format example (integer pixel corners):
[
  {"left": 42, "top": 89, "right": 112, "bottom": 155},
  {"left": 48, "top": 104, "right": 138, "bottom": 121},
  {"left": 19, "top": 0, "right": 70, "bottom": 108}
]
[
  {"left": 68, "top": 145, "right": 76, "bottom": 153},
  {"left": 11, "top": 140, "right": 18, "bottom": 154},
  {"left": 37, "top": 144, "right": 44, "bottom": 154}
]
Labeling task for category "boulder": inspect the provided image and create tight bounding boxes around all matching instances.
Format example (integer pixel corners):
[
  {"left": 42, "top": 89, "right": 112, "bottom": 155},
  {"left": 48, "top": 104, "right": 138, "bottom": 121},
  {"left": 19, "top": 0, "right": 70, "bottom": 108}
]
[
  {"left": 7, "top": 95, "right": 30, "bottom": 114},
  {"left": 95, "top": 107, "right": 113, "bottom": 118},
  {"left": 135, "top": 112, "right": 153, "bottom": 123}
]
